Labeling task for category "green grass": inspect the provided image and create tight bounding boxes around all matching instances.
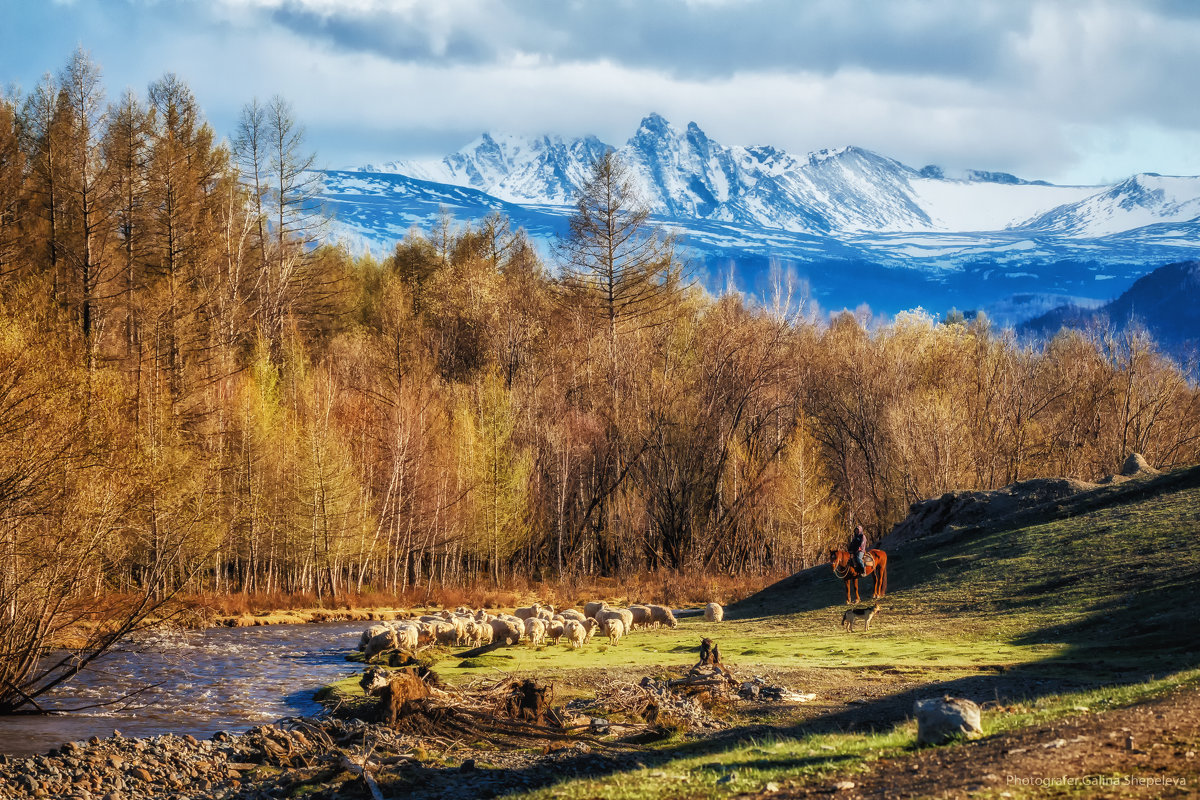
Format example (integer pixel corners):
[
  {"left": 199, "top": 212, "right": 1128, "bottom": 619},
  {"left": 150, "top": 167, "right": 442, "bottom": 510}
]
[{"left": 322, "top": 465, "right": 1200, "bottom": 798}]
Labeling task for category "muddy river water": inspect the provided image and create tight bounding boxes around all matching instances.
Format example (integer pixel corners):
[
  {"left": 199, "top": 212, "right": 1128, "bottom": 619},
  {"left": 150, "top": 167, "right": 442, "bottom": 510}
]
[{"left": 0, "top": 621, "right": 364, "bottom": 756}]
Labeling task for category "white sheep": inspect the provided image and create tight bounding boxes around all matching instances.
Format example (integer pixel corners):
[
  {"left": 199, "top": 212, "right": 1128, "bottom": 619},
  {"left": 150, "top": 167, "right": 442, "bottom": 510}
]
[
  {"left": 358, "top": 623, "right": 389, "bottom": 651},
  {"left": 524, "top": 617, "right": 547, "bottom": 646},
  {"left": 432, "top": 621, "right": 458, "bottom": 647},
  {"left": 649, "top": 604, "right": 678, "bottom": 629},
  {"left": 583, "top": 601, "right": 607, "bottom": 619},
  {"left": 601, "top": 617, "right": 625, "bottom": 645},
  {"left": 627, "top": 605, "right": 653, "bottom": 630},
  {"left": 393, "top": 624, "right": 419, "bottom": 651},
  {"left": 363, "top": 628, "right": 398, "bottom": 659},
  {"left": 559, "top": 608, "right": 586, "bottom": 623},
  {"left": 582, "top": 617, "right": 600, "bottom": 644},
  {"left": 514, "top": 602, "right": 542, "bottom": 621},
  {"left": 704, "top": 602, "right": 724, "bottom": 622},
  {"left": 596, "top": 607, "right": 635, "bottom": 634},
  {"left": 488, "top": 617, "right": 522, "bottom": 645},
  {"left": 563, "top": 619, "right": 587, "bottom": 649}
]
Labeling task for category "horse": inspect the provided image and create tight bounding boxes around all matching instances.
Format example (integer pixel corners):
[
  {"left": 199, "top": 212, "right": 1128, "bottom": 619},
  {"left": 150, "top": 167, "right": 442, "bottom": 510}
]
[{"left": 829, "top": 548, "right": 888, "bottom": 604}]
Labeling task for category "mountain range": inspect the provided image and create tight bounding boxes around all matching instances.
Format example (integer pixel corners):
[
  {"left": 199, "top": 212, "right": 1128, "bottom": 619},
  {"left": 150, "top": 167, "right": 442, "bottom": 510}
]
[{"left": 317, "top": 114, "right": 1200, "bottom": 330}]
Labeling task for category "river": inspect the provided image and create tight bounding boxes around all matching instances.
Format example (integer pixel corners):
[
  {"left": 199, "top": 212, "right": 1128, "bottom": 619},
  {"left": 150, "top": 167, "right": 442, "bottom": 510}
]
[{"left": 0, "top": 621, "right": 364, "bottom": 756}]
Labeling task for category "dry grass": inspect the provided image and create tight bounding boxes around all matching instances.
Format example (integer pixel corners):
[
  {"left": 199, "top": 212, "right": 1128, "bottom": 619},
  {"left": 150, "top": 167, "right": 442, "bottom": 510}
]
[{"left": 179, "top": 569, "right": 785, "bottom": 620}]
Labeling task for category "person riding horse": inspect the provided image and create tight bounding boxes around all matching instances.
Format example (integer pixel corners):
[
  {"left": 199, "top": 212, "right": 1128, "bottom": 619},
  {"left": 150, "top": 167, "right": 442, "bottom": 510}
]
[{"left": 849, "top": 525, "right": 867, "bottom": 576}]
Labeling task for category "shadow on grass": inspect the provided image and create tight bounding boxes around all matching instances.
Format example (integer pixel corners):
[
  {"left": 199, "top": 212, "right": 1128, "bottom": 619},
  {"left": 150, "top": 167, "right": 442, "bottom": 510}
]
[{"left": 419, "top": 466, "right": 1200, "bottom": 797}]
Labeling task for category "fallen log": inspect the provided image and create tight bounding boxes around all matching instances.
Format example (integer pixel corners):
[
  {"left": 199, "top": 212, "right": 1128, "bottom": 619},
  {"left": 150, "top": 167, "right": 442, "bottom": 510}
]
[{"left": 338, "top": 754, "right": 383, "bottom": 800}]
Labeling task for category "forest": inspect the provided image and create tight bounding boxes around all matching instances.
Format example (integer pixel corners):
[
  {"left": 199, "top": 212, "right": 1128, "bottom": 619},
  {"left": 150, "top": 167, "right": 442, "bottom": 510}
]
[{"left": 1, "top": 49, "right": 1198, "bottom": 622}]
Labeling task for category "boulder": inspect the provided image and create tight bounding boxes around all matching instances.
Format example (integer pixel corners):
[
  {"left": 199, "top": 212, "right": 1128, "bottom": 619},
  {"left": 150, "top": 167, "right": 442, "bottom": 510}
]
[
  {"left": 914, "top": 695, "right": 982, "bottom": 745},
  {"left": 1121, "top": 453, "right": 1158, "bottom": 477}
]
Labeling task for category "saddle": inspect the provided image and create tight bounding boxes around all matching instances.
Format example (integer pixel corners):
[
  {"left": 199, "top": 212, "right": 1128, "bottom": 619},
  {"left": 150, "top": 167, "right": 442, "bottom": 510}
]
[{"left": 861, "top": 551, "right": 875, "bottom": 572}]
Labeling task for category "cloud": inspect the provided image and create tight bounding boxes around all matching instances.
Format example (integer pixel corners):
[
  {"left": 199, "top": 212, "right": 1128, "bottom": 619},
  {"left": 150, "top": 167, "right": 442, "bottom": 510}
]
[{"left": 3, "top": 0, "right": 1200, "bottom": 183}]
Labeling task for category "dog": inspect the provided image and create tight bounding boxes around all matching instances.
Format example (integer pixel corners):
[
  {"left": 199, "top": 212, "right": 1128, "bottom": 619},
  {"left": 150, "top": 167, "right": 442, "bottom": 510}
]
[{"left": 841, "top": 603, "right": 881, "bottom": 632}]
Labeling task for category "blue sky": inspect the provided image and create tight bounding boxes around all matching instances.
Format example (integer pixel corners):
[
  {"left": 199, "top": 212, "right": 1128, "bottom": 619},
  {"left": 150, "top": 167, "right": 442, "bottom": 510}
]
[{"left": 3, "top": 0, "right": 1199, "bottom": 184}]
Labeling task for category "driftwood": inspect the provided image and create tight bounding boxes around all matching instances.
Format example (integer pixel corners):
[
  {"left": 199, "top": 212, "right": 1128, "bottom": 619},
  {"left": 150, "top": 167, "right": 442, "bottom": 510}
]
[{"left": 338, "top": 753, "right": 384, "bottom": 800}]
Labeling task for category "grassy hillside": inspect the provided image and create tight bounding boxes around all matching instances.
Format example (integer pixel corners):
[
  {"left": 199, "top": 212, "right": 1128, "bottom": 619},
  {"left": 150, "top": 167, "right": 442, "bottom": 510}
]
[
  {"left": 733, "top": 463, "right": 1200, "bottom": 672},
  {"left": 328, "top": 465, "right": 1200, "bottom": 799}
]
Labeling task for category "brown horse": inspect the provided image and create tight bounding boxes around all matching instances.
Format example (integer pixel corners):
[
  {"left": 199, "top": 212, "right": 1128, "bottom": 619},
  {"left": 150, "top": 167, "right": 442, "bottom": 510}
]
[{"left": 829, "top": 548, "right": 888, "bottom": 604}]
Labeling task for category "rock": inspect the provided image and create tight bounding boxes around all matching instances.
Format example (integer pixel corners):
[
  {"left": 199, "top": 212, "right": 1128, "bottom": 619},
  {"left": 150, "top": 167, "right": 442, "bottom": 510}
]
[
  {"left": 1121, "top": 453, "right": 1157, "bottom": 476},
  {"left": 914, "top": 696, "right": 983, "bottom": 745},
  {"left": 765, "top": 782, "right": 780, "bottom": 792},
  {"left": 716, "top": 771, "right": 737, "bottom": 784},
  {"left": 459, "top": 759, "right": 476, "bottom": 772},
  {"left": 834, "top": 781, "right": 856, "bottom": 791},
  {"left": 131, "top": 767, "right": 152, "bottom": 783}
]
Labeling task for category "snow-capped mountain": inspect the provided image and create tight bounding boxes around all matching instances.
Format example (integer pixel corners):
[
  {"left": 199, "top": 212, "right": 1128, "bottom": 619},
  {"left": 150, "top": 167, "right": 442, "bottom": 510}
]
[
  {"left": 324, "top": 114, "right": 1200, "bottom": 327},
  {"left": 1017, "top": 174, "right": 1200, "bottom": 237},
  {"left": 353, "top": 113, "right": 1138, "bottom": 235}
]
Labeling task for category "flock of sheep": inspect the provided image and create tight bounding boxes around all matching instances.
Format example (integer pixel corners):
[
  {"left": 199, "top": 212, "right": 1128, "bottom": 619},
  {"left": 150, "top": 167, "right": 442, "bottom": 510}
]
[{"left": 357, "top": 600, "right": 725, "bottom": 659}]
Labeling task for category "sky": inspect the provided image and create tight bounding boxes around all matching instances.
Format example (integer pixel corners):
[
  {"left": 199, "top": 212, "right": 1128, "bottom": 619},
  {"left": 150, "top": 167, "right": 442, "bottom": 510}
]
[{"left": 2, "top": 0, "right": 1199, "bottom": 185}]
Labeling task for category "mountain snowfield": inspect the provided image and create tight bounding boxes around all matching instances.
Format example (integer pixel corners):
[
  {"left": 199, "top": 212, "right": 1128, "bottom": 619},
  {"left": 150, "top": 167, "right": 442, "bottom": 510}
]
[{"left": 320, "top": 114, "right": 1200, "bottom": 322}]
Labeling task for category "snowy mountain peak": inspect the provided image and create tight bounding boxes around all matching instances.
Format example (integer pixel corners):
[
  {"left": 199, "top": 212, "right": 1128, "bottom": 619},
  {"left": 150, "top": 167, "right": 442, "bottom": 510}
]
[{"left": 351, "top": 114, "right": 1200, "bottom": 238}]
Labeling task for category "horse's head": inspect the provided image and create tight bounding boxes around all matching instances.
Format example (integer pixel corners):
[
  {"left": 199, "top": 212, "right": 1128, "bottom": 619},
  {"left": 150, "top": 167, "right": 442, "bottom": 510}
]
[{"left": 828, "top": 548, "right": 840, "bottom": 563}]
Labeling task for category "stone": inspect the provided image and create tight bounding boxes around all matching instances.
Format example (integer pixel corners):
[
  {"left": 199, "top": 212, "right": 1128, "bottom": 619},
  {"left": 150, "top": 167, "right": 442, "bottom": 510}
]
[
  {"left": 834, "top": 781, "right": 856, "bottom": 791},
  {"left": 765, "top": 782, "right": 780, "bottom": 792},
  {"left": 131, "top": 767, "right": 152, "bottom": 783},
  {"left": 914, "top": 696, "right": 983, "bottom": 745}
]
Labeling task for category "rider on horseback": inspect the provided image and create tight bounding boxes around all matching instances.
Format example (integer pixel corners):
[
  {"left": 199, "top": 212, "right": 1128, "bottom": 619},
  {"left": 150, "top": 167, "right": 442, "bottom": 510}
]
[{"left": 849, "top": 525, "right": 867, "bottom": 576}]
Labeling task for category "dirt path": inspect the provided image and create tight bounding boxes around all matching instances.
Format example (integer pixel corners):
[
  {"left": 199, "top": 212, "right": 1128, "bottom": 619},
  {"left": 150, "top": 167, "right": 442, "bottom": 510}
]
[{"left": 754, "top": 684, "right": 1200, "bottom": 798}]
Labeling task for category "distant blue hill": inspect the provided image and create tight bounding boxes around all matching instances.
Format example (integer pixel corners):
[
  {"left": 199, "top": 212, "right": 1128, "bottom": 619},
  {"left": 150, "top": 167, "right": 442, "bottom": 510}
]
[{"left": 1020, "top": 260, "right": 1200, "bottom": 358}]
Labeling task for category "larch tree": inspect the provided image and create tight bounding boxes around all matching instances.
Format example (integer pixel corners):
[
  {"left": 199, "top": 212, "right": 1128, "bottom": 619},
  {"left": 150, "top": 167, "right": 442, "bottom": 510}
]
[
  {"left": 237, "top": 95, "right": 325, "bottom": 363},
  {"left": 102, "top": 88, "right": 151, "bottom": 360}
]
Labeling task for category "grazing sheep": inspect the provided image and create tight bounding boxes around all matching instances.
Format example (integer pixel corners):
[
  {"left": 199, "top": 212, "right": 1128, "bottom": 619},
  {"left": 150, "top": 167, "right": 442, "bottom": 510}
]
[
  {"left": 393, "top": 624, "right": 419, "bottom": 651},
  {"left": 487, "top": 617, "right": 523, "bottom": 645},
  {"left": 443, "top": 615, "right": 467, "bottom": 644},
  {"left": 363, "top": 628, "right": 399, "bottom": 659},
  {"left": 546, "top": 619, "right": 565, "bottom": 644},
  {"left": 601, "top": 617, "right": 625, "bottom": 645},
  {"left": 596, "top": 607, "right": 635, "bottom": 634},
  {"left": 559, "top": 609, "right": 586, "bottom": 623},
  {"left": 514, "top": 603, "right": 542, "bottom": 621},
  {"left": 432, "top": 621, "right": 458, "bottom": 647},
  {"left": 584, "top": 601, "right": 609, "bottom": 619},
  {"left": 649, "top": 604, "right": 678, "bottom": 629},
  {"left": 704, "top": 602, "right": 724, "bottom": 622},
  {"left": 358, "top": 623, "right": 390, "bottom": 651},
  {"left": 474, "top": 621, "right": 493, "bottom": 646},
  {"left": 627, "top": 605, "right": 653, "bottom": 630},
  {"left": 563, "top": 619, "right": 587, "bottom": 649},
  {"left": 536, "top": 605, "right": 555, "bottom": 622},
  {"left": 524, "top": 617, "right": 547, "bottom": 646}
]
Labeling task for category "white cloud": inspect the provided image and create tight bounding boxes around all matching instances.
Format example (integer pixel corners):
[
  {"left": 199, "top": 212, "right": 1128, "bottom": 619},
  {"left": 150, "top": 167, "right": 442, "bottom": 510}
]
[{"left": 4, "top": 0, "right": 1200, "bottom": 183}]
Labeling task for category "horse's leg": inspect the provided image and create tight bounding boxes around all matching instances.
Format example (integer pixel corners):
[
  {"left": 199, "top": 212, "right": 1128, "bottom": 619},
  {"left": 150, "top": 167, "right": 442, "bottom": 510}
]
[{"left": 845, "top": 579, "right": 852, "bottom": 604}]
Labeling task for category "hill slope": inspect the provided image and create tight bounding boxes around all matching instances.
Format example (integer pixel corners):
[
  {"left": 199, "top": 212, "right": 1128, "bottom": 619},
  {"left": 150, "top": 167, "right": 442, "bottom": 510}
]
[
  {"left": 732, "top": 464, "right": 1200, "bottom": 666},
  {"left": 1022, "top": 259, "right": 1200, "bottom": 354}
]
